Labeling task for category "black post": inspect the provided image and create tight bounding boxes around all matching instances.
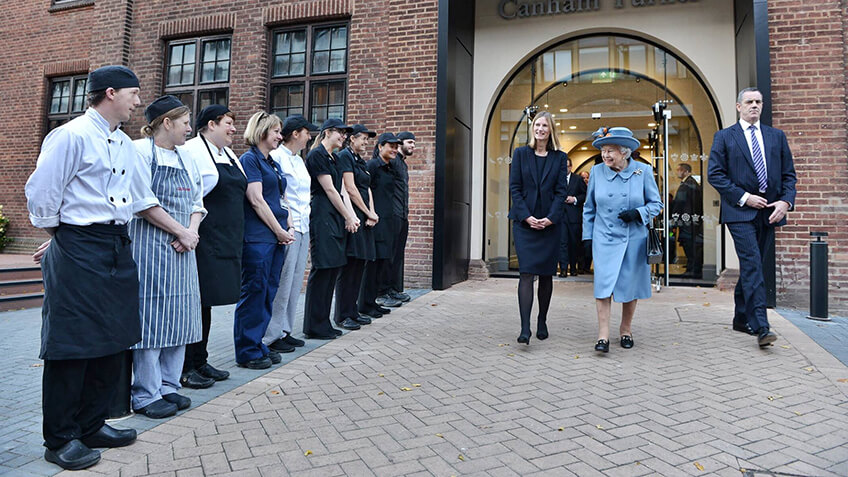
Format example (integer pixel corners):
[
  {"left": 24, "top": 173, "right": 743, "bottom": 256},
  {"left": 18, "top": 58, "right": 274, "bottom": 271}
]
[
  {"left": 108, "top": 350, "right": 133, "bottom": 418},
  {"left": 807, "top": 232, "right": 829, "bottom": 321}
]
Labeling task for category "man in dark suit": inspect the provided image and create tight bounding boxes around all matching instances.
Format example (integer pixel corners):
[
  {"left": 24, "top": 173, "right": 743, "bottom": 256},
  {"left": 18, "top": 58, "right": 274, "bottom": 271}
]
[
  {"left": 558, "top": 158, "right": 587, "bottom": 276},
  {"left": 707, "top": 87, "right": 796, "bottom": 348},
  {"left": 671, "top": 163, "right": 703, "bottom": 277}
]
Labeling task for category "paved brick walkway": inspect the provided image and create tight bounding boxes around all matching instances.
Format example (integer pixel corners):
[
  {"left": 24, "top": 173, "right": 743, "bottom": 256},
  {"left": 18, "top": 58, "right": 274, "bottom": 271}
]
[{"left": 33, "top": 279, "right": 848, "bottom": 477}]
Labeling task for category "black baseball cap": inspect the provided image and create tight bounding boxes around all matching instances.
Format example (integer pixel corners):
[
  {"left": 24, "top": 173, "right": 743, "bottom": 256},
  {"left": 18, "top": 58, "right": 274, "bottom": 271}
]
[
  {"left": 282, "top": 115, "right": 319, "bottom": 136},
  {"left": 350, "top": 124, "right": 376, "bottom": 138},
  {"left": 195, "top": 104, "right": 231, "bottom": 131},
  {"left": 377, "top": 132, "right": 401, "bottom": 145},
  {"left": 397, "top": 131, "right": 416, "bottom": 141},
  {"left": 321, "top": 118, "right": 353, "bottom": 133}
]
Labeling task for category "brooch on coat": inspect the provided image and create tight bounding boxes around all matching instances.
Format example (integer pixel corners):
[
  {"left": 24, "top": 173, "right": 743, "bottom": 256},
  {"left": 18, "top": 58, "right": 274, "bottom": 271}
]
[{"left": 633, "top": 169, "right": 642, "bottom": 175}]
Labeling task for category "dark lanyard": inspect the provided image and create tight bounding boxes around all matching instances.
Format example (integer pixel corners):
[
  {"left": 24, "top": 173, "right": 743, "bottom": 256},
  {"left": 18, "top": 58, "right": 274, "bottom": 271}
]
[
  {"left": 200, "top": 134, "right": 237, "bottom": 167},
  {"left": 259, "top": 148, "right": 285, "bottom": 198}
]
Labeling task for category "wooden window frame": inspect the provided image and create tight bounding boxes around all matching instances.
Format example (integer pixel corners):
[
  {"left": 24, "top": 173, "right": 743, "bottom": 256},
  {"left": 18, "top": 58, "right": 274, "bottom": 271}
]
[{"left": 163, "top": 34, "right": 232, "bottom": 118}]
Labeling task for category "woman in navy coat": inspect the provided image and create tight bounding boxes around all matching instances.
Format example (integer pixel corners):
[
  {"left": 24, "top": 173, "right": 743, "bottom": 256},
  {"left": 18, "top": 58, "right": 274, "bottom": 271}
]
[
  {"left": 582, "top": 127, "right": 662, "bottom": 353},
  {"left": 508, "top": 111, "right": 568, "bottom": 345}
]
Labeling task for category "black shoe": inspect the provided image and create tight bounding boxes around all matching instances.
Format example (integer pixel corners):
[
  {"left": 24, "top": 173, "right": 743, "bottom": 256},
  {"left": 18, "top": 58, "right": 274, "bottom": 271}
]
[
  {"left": 376, "top": 305, "right": 392, "bottom": 314},
  {"left": 282, "top": 334, "right": 305, "bottom": 347},
  {"left": 331, "top": 327, "right": 343, "bottom": 336},
  {"left": 304, "top": 332, "right": 336, "bottom": 340},
  {"left": 162, "top": 392, "right": 191, "bottom": 411},
  {"left": 517, "top": 331, "right": 531, "bottom": 345},
  {"left": 757, "top": 330, "right": 777, "bottom": 348},
  {"left": 267, "top": 351, "right": 282, "bottom": 364},
  {"left": 390, "top": 291, "right": 411, "bottom": 302},
  {"left": 81, "top": 424, "right": 136, "bottom": 449},
  {"left": 570, "top": 270, "right": 578, "bottom": 276},
  {"left": 558, "top": 270, "right": 567, "bottom": 278},
  {"left": 620, "top": 335, "right": 634, "bottom": 349},
  {"left": 237, "top": 356, "right": 272, "bottom": 369},
  {"left": 354, "top": 314, "right": 372, "bottom": 325},
  {"left": 196, "top": 363, "right": 230, "bottom": 381},
  {"left": 337, "top": 317, "right": 361, "bottom": 330},
  {"left": 380, "top": 295, "right": 402, "bottom": 307},
  {"left": 595, "top": 339, "right": 610, "bottom": 353},
  {"left": 44, "top": 439, "right": 100, "bottom": 470},
  {"left": 180, "top": 369, "right": 215, "bottom": 389},
  {"left": 135, "top": 399, "right": 178, "bottom": 419},
  {"left": 269, "top": 338, "right": 296, "bottom": 353},
  {"left": 375, "top": 295, "right": 387, "bottom": 305},
  {"left": 733, "top": 323, "right": 756, "bottom": 335},
  {"left": 361, "top": 309, "right": 383, "bottom": 319},
  {"left": 537, "top": 322, "right": 549, "bottom": 340}
]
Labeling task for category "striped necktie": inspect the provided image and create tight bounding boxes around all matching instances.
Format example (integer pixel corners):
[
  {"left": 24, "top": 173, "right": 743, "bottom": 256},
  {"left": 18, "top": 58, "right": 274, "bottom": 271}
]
[{"left": 748, "top": 125, "right": 768, "bottom": 192}]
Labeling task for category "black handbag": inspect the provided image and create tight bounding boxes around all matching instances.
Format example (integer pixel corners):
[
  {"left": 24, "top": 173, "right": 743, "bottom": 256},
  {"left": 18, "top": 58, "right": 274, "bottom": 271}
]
[{"left": 647, "top": 221, "right": 663, "bottom": 264}]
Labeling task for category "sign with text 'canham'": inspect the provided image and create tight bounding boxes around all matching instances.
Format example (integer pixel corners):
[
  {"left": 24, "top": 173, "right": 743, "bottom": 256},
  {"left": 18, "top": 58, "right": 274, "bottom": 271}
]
[{"left": 498, "top": 0, "right": 699, "bottom": 20}]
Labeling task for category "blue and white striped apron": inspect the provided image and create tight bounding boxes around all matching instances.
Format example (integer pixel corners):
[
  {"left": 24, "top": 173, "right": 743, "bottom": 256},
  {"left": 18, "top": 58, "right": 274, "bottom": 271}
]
[{"left": 129, "top": 138, "right": 201, "bottom": 349}]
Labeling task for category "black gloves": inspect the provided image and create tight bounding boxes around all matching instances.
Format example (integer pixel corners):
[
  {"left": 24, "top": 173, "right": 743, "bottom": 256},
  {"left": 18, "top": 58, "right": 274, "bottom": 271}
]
[{"left": 618, "top": 209, "right": 641, "bottom": 223}]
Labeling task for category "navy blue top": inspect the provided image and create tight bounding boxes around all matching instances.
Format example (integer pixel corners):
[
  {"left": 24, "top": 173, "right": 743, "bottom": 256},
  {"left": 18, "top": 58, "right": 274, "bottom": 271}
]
[{"left": 239, "top": 146, "right": 289, "bottom": 243}]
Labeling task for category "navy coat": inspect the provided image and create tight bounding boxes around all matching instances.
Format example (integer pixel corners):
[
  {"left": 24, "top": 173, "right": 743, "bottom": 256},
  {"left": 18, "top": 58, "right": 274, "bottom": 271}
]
[
  {"left": 508, "top": 145, "right": 568, "bottom": 275},
  {"left": 562, "top": 173, "right": 587, "bottom": 225},
  {"left": 707, "top": 123, "right": 797, "bottom": 225}
]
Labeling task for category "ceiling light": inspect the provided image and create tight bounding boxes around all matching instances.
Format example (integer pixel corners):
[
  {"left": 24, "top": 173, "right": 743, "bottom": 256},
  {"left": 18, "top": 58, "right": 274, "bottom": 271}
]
[
  {"left": 556, "top": 123, "right": 561, "bottom": 126},
  {"left": 544, "top": 104, "right": 549, "bottom": 108},
  {"left": 559, "top": 108, "right": 568, "bottom": 113},
  {"left": 569, "top": 125, "right": 577, "bottom": 130},
  {"left": 648, "top": 122, "right": 656, "bottom": 127},
  {"left": 580, "top": 146, "right": 588, "bottom": 150},
  {"left": 643, "top": 145, "right": 650, "bottom": 149}
]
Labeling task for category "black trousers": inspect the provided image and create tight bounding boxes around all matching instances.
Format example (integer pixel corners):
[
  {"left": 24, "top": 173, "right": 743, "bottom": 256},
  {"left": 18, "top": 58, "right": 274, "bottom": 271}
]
[
  {"left": 360, "top": 258, "right": 389, "bottom": 312},
  {"left": 383, "top": 217, "right": 408, "bottom": 294},
  {"left": 183, "top": 306, "right": 212, "bottom": 372},
  {"left": 335, "top": 258, "right": 366, "bottom": 323},
  {"left": 42, "top": 352, "right": 124, "bottom": 450},
  {"left": 304, "top": 266, "right": 341, "bottom": 336}
]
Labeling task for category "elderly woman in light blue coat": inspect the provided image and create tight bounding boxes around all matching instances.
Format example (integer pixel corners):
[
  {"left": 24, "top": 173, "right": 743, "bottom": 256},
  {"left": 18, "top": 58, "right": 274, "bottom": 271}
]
[{"left": 583, "top": 127, "right": 662, "bottom": 353}]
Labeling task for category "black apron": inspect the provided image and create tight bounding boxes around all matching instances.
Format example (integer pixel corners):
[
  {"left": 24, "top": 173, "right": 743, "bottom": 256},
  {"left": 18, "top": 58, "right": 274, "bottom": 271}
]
[
  {"left": 40, "top": 223, "right": 141, "bottom": 360},
  {"left": 195, "top": 136, "right": 247, "bottom": 306}
]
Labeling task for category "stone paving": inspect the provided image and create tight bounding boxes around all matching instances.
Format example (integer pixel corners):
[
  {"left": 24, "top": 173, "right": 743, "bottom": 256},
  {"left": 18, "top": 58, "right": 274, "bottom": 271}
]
[{"left": 10, "top": 278, "right": 840, "bottom": 476}]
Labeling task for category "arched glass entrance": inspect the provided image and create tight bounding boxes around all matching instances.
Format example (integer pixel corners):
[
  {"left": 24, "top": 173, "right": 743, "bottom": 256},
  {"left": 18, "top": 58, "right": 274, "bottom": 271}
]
[{"left": 485, "top": 34, "right": 722, "bottom": 285}]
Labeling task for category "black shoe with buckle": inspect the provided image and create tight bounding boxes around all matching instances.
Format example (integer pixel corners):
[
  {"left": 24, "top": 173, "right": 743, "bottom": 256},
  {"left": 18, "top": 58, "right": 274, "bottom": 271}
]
[
  {"left": 44, "top": 440, "right": 100, "bottom": 470},
  {"left": 620, "top": 335, "right": 634, "bottom": 349},
  {"left": 196, "top": 363, "right": 230, "bottom": 381},
  {"left": 180, "top": 369, "right": 215, "bottom": 389},
  {"left": 595, "top": 339, "right": 610, "bottom": 353}
]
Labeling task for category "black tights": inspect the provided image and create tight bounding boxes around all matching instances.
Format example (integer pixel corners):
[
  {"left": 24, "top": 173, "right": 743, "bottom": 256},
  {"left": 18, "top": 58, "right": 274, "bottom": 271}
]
[{"left": 518, "top": 273, "right": 553, "bottom": 335}]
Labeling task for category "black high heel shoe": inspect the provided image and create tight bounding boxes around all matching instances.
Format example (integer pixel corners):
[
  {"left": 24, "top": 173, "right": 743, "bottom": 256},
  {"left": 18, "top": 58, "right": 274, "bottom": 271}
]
[
  {"left": 536, "top": 321, "right": 549, "bottom": 341},
  {"left": 594, "top": 339, "right": 609, "bottom": 353},
  {"left": 517, "top": 331, "right": 532, "bottom": 345}
]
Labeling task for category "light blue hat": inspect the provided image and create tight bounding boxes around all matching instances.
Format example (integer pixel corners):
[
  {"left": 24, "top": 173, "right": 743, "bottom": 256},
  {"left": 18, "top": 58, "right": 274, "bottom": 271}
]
[{"left": 591, "top": 126, "right": 640, "bottom": 151}]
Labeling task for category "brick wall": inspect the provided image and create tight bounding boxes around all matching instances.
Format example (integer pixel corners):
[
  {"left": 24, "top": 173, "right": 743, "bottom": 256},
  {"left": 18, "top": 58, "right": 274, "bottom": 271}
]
[
  {"left": 768, "top": 0, "right": 848, "bottom": 313},
  {"left": 3, "top": 0, "right": 438, "bottom": 288}
]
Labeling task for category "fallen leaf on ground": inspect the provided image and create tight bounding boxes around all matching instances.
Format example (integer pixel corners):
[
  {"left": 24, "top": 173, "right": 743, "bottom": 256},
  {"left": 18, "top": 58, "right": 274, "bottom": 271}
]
[
  {"left": 767, "top": 395, "right": 783, "bottom": 401},
  {"left": 377, "top": 392, "right": 384, "bottom": 395},
  {"left": 270, "top": 390, "right": 280, "bottom": 395},
  {"left": 413, "top": 384, "right": 421, "bottom": 387},
  {"left": 694, "top": 461, "right": 705, "bottom": 471},
  {"left": 458, "top": 454, "right": 465, "bottom": 461},
  {"left": 804, "top": 367, "right": 814, "bottom": 372},
  {"left": 431, "top": 304, "right": 437, "bottom": 306},
  {"left": 400, "top": 387, "right": 413, "bottom": 391},
  {"left": 31, "top": 363, "right": 43, "bottom": 368},
  {"left": 781, "top": 345, "right": 791, "bottom": 349},
  {"left": 498, "top": 343, "right": 509, "bottom": 347},
  {"left": 596, "top": 425, "right": 604, "bottom": 430},
  {"left": 378, "top": 373, "right": 385, "bottom": 377},
  {"left": 558, "top": 427, "right": 564, "bottom": 431},
  {"left": 507, "top": 353, "right": 515, "bottom": 357},
  {"left": 837, "top": 378, "right": 848, "bottom": 383},
  {"left": 304, "top": 450, "right": 312, "bottom": 456},
  {"left": 435, "top": 433, "right": 444, "bottom": 438},
  {"left": 703, "top": 303, "right": 710, "bottom": 307},
  {"left": 794, "top": 411, "right": 802, "bottom": 416},
  {"left": 574, "top": 355, "right": 580, "bottom": 359}
]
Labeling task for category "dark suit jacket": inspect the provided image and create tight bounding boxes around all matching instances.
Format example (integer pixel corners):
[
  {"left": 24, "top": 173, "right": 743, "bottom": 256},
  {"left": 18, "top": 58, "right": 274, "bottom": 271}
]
[
  {"left": 707, "top": 122, "right": 797, "bottom": 226},
  {"left": 507, "top": 146, "right": 568, "bottom": 225},
  {"left": 562, "top": 173, "right": 587, "bottom": 224}
]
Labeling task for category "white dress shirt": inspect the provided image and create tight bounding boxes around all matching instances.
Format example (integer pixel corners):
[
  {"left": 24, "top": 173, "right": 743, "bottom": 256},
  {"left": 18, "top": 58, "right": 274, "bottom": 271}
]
[
  {"left": 270, "top": 144, "right": 311, "bottom": 233},
  {"left": 177, "top": 135, "right": 239, "bottom": 197},
  {"left": 25, "top": 108, "right": 138, "bottom": 227},
  {"left": 737, "top": 118, "right": 768, "bottom": 206},
  {"left": 130, "top": 138, "right": 207, "bottom": 219}
]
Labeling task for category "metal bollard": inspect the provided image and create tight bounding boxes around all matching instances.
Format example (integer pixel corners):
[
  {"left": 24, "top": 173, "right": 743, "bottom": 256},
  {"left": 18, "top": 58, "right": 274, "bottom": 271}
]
[{"left": 807, "top": 231, "right": 830, "bottom": 321}]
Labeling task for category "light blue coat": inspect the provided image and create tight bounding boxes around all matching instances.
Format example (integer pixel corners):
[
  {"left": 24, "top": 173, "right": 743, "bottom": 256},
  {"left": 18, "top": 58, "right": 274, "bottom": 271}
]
[{"left": 583, "top": 159, "right": 663, "bottom": 302}]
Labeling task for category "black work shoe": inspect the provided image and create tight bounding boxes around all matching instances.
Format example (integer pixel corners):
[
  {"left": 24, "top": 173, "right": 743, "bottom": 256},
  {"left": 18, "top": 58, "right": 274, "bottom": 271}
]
[
  {"left": 733, "top": 323, "right": 756, "bottom": 335},
  {"left": 390, "top": 291, "right": 411, "bottom": 302},
  {"left": 337, "top": 317, "right": 361, "bottom": 330},
  {"left": 380, "top": 295, "right": 402, "bottom": 307},
  {"left": 196, "top": 363, "right": 229, "bottom": 381},
  {"left": 180, "top": 369, "right": 215, "bottom": 389},
  {"left": 305, "top": 332, "right": 336, "bottom": 340},
  {"left": 282, "top": 333, "right": 305, "bottom": 347},
  {"left": 331, "top": 327, "right": 343, "bottom": 336},
  {"left": 162, "top": 393, "right": 191, "bottom": 410},
  {"left": 354, "top": 314, "right": 372, "bottom": 325},
  {"left": 237, "top": 356, "right": 272, "bottom": 369},
  {"left": 376, "top": 305, "right": 391, "bottom": 314},
  {"left": 81, "top": 424, "right": 137, "bottom": 449},
  {"left": 757, "top": 330, "right": 777, "bottom": 348},
  {"left": 135, "top": 399, "right": 178, "bottom": 419},
  {"left": 361, "top": 309, "right": 383, "bottom": 318},
  {"left": 267, "top": 351, "right": 282, "bottom": 364},
  {"left": 44, "top": 439, "right": 100, "bottom": 470},
  {"left": 269, "top": 338, "right": 296, "bottom": 353}
]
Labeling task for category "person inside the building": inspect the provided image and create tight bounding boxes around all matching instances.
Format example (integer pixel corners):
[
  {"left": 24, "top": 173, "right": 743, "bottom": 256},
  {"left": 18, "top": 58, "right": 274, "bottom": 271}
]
[
  {"left": 334, "top": 124, "right": 379, "bottom": 330},
  {"left": 583, "top": 127, "right": 662, "bottom": 353},
  {"left": 671, "top": 163, "right": 703, "bottom": 278},
  {"left": 263, "top": 115, "right": 318, "bottom": 354},
  {"left": 303, "top": 118, "right": 358, "bottom": 340},
  {"left": 129, "top": 95, "right": 205, "bottom": 418},
  {"left": 378, "top": 131, "right": 416, "bottom": 307},
  {"left": 177, "top": 104, "right": 246, "bottom": 389},
  {"left": 557, "top": 157, "right": 587, "bottom": 277},
  {"left": 578, "top": 170, "right": 593, "bottom": 273},
  {"left": 361, "top": 133, "right": 403, "bottom": 320},
  {"left": 26, "top": 65, "right": 142, "bottom": 471},
  {"left": 234, "top": 112, "right": 294, "bottom": 370},
  {"left": 507, "top": 111, "right": 569, "bottom": 345}
]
